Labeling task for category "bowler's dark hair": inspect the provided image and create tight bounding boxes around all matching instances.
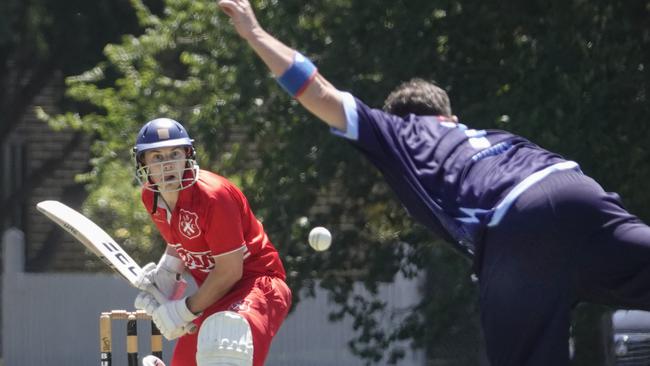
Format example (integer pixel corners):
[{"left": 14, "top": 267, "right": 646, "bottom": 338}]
[{"left": 383, "top": 78, "right": 452, "bottom": 118}]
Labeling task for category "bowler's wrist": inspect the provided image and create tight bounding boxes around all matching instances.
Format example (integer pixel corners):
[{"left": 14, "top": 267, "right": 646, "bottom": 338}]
[{"left": 245, "top": 25, "right": 266, "bottom": 42}]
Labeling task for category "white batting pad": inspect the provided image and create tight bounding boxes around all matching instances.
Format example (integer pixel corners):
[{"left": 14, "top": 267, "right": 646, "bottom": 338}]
[{"left": 196, "top": 311, "right": 254, "bottom": 366}]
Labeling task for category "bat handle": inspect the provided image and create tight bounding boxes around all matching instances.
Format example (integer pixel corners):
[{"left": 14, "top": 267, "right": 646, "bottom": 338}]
[
  {"left": 147, "top": 285, "right": 198, "bottom": 334},
  {"left": 147, "top": 284, "right": 170, "bottom": 305}
]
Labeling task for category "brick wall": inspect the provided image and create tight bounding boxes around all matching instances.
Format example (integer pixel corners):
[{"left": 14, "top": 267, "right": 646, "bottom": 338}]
[{"left": 4, "top": 76, "right": 96, "bottom": 272}]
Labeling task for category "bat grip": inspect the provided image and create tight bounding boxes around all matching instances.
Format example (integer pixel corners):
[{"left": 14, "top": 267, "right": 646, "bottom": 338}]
[
  {"left": 147, "top": 285, "right": 198, "bottom": 334},
  {"left": 148, "top": 284, "right": 169, "bottom": 304}
]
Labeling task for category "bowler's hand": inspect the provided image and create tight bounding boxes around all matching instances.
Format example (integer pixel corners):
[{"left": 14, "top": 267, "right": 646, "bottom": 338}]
[{"left": 218, "top": 0, "right": 261, "bottom": 40}]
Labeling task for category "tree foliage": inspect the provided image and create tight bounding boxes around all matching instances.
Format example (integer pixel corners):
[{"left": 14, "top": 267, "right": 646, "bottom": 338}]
[
  {"left": 0, "top": 0, "right": 142, "bottom": 231},
  {"left": 0, "top": 0, "right": 141, "bottom": 139},
  {"left": 45, "top": 0, "right": 649, "bottom": 364}
]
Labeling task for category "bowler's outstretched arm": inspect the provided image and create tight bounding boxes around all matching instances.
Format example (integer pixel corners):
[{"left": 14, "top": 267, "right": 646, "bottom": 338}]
[{"left": 218, "top": 0, "right": 347, "bottom": 131}]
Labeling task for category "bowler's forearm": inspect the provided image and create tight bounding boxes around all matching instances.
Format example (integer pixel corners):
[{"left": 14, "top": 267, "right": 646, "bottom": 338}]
[
  {"left": 244, "top": 29, "right": 347, "bottom": 130},
  {"left": 245, "top": 27, "right": 295, "bottom": 77}
]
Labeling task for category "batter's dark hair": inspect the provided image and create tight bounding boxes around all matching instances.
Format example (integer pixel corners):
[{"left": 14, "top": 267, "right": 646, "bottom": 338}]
[{"left": 383, "top": 78, "right": 452, "bottom": 118}]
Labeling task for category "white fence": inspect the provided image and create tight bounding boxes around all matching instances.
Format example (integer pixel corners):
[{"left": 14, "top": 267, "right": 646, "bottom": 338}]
[{"left": 2, "top": 228, "right": 424, "bottom": 366}]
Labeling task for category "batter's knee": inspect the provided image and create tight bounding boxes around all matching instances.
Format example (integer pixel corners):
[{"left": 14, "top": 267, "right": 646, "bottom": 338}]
[{"left": 196, "top": 311, "right": 254, "bottom": 366}]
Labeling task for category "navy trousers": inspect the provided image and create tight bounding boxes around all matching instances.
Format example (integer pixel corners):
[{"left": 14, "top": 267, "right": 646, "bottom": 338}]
[{"left": 479, "top": 170, "right": 650, "bottom": 366}]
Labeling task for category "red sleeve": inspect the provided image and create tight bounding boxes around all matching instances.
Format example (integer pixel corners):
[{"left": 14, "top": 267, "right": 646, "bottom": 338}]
[{"left": 204, "top": 185, "right": 246, "bottom": 256}]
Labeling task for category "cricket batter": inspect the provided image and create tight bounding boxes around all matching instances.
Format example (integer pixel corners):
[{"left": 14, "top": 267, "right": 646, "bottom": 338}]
[
  {"left": 218, "top": 1, "right": 650, "bottom": 365},
  {"left": 132, "top": 117, "right": 291, "bottom": 366}
]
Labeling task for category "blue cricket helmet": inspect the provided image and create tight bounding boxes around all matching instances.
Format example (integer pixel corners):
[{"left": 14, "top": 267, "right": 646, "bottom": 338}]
[
  {"left": 133, "top": 118, "right": 199, "bottom": 194},
  {"left": 133, "top": 118, "right": 194, "bottom": 158}
]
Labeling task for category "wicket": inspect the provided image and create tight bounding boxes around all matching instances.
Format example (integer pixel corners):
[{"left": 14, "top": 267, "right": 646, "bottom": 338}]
[{"left": 100, "top": 310, "right": 163, "bottom": 366}]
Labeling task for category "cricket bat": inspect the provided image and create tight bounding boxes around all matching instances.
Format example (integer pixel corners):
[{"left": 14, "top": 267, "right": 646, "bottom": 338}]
[{"left": 36, "top": 200, "right": 196, "bottom": 333}]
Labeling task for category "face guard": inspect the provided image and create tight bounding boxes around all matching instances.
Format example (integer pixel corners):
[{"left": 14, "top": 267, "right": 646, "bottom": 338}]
[
  {"left": 135, "top": 157, "right": 200, "bottom": 193},
  {"left": 133, "top": 118, "right": 200, "bottom": 193}
]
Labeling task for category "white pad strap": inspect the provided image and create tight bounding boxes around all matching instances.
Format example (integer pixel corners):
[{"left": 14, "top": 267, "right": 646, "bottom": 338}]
[{"left": 196, "top": 311, "right": 254, "bottom": 366}]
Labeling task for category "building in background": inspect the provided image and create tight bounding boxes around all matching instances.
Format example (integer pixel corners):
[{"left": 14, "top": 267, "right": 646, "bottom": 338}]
[{"left": 1, "top": 78, "right": 94, "bottom": 271}]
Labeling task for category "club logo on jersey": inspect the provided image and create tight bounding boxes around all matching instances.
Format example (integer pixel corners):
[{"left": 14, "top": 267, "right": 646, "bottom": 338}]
[
  {"left": 229, "top": 299, "right": 252, "bottom": 313},
  {"left": 178, "top": 209, "right": 201, "bottom": 239}
]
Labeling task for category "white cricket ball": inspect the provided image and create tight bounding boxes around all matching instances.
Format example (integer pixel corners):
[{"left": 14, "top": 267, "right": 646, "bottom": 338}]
[{"left": 308, "top": 226, "right": 332, "bottom": 251}]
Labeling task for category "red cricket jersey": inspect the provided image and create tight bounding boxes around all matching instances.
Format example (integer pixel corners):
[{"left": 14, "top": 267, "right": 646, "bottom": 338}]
[{"left": 142, "top": 170, "right": 286, "bottom": 286}]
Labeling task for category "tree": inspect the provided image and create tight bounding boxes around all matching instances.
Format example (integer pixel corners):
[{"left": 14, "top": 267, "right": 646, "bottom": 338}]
[
  {"left": 45, "top": 0, "right": 649, "bottom": 364},
  {"left": 0, "top": 0, "right": 145, "bottom": 142},
  {"left": 0, "top": 0, "right": 142, "bottom": 231}
]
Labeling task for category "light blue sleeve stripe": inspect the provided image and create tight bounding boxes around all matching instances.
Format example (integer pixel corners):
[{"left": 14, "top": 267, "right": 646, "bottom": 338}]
[
  {"left": 488, "top": 161, "right": 580, "bottom": 227},
  {"left": 330, "top": 91, "right": 359, "bottom": 141}
]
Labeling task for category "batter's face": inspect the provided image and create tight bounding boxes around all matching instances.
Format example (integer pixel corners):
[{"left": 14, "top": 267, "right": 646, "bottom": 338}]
[{"left": 143, "top": 146, "right": 187, "bottom": 190}]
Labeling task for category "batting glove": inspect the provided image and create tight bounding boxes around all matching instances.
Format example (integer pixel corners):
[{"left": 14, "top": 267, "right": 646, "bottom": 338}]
[
  {"left": 152, "top": 296, "right": 200, "bottom": 340},
  {"left": 134, "top": 291, "right": 160, "bottom": 316},
  {"left": 135, "top": 254, "right": 187, "bottom": 300}
]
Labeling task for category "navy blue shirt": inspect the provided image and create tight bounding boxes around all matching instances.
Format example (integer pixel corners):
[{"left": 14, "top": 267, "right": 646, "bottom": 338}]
[{"left": 333, "top": 93, "right": 577, "bottom": 257}]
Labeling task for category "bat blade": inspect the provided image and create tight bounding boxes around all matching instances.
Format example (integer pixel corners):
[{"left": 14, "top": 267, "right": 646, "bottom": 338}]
[
  {"left": 36, "top": 200, "right": 141, "bottom": 285},
  {"left": 36, "top": 200, "right": 197, "bottom": 334}
]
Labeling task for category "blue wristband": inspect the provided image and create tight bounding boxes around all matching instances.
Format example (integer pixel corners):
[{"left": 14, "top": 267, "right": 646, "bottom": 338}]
[{"left": 277, "top": 52, "right": 317, "bottom": 97}]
